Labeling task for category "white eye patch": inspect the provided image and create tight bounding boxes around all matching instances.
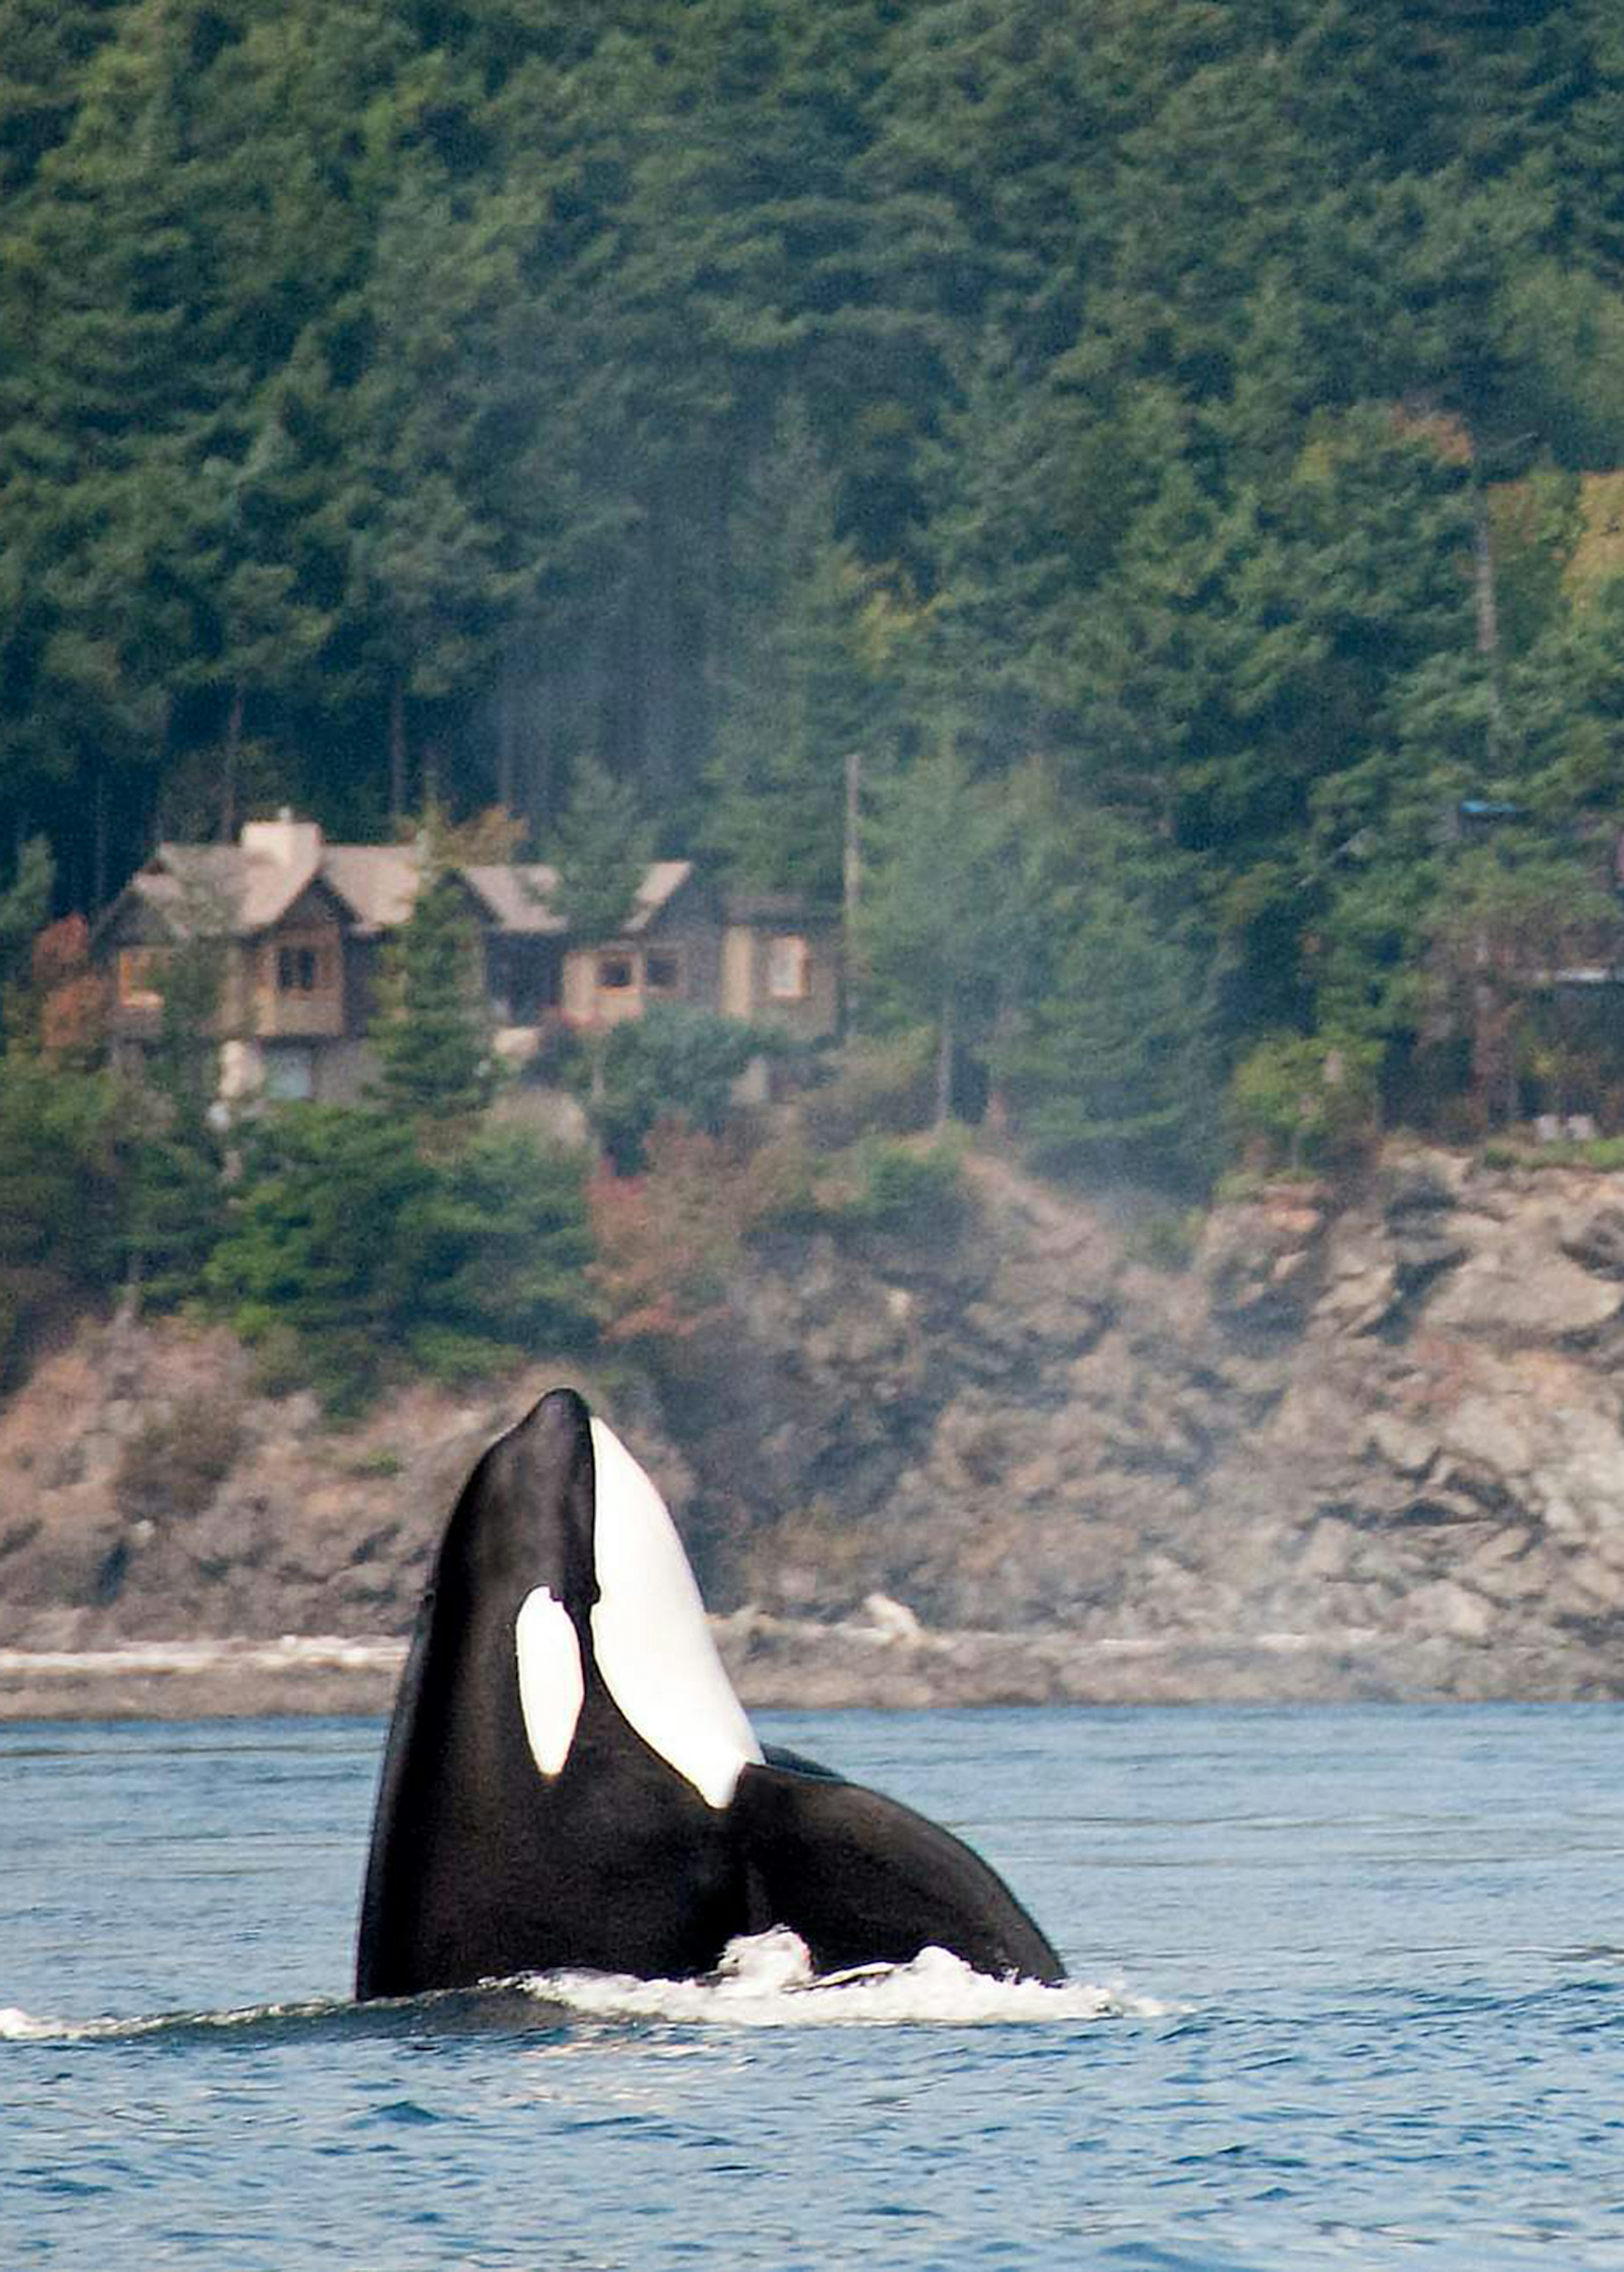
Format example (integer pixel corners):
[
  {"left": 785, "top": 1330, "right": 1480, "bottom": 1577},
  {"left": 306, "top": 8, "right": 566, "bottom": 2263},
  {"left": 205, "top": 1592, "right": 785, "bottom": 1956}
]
[
  {"left": 514, "top": 1587, "right": 584, "bottom": 1777},
  {"left": 587, "top": 1417, "right": 763, "bottom": 1809}
]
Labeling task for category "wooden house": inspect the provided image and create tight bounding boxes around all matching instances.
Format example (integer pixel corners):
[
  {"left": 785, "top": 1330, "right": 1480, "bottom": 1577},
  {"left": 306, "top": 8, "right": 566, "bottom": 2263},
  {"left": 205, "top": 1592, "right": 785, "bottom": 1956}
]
[{"left": 97, "top": 814, "right": 840, "bottom": 1104}]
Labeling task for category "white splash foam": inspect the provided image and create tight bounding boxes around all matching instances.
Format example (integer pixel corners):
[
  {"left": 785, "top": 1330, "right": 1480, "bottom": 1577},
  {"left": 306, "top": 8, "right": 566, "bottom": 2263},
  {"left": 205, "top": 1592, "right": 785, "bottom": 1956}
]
[
  {"left": 0, "top": 2006, "right": 61, "bottom": 2040},
  {"left": 524, "top": 1927, "right": 1171, "bottom": 2028},
  {"left": 0, "top": 1937, "right": 1172, "bottom": 2044}
]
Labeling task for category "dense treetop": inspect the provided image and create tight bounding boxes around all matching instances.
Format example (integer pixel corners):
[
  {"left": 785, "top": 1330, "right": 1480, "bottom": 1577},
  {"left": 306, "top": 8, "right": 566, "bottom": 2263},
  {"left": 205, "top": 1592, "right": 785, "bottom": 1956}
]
[{"left": 8, "top": 0, "right": 1624, "bottom": 1161}]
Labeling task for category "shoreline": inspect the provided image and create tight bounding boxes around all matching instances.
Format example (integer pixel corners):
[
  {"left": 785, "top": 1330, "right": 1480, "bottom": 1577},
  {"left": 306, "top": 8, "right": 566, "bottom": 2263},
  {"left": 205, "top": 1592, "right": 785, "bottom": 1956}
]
[{"left": 2, "top": 1614, "right": 1616, "bottom": 1723}]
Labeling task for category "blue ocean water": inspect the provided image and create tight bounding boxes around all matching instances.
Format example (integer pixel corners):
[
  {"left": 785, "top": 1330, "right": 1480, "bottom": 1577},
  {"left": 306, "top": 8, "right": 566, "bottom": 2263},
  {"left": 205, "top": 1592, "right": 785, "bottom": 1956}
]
[{"left": 3, "top": 1703, "right": 1621, "bottom": 2270}]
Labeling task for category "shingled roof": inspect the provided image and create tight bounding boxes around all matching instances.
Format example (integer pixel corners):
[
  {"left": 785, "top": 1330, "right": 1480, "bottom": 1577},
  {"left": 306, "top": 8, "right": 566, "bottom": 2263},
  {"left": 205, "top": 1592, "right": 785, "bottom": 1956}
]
[{"left": 107, "top": 820, "right": 695, "bottom": 945}]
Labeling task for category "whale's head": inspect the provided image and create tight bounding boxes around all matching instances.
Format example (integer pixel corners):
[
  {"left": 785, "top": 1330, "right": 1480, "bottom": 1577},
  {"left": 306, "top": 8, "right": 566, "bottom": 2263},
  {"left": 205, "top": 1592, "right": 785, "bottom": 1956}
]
[
  {"left": 440, "top": 1385, "right": 600, "bottom": 1623},
  {"left": 432, "top": 1387, "right": 760, "bottom": 1800}
]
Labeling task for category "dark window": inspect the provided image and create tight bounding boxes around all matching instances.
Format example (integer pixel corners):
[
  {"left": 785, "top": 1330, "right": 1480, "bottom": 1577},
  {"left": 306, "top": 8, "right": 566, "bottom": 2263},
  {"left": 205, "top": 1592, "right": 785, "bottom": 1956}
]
[
  {"left": 277, "top": 946, "right": 320, "bottom": 992},
  {"left": 645, "top": 951, "right": 681, "bottom": 992},
  {"left": 598, "top": 954, "right": 634, "bottom": 990}
]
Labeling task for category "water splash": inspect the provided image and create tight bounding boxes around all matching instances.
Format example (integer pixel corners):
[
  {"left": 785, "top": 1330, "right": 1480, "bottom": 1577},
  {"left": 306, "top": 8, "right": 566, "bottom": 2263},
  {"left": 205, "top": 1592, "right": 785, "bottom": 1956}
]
[
  {"left": 526, "top": 1927, "right": 1171, "bottom": 2028},
  {"left": 0, "top": 1930, "right": 1171, "bottom": 2045}
]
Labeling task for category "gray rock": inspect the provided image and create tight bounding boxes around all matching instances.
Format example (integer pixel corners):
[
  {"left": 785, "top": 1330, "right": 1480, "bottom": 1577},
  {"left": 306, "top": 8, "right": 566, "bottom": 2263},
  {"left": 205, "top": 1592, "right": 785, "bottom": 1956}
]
[
  {"left": 1424, "top": 1248, "right": 1621, "bottom": 1344},
  {"left": 1366, "top": 1414, "right": 1438, "bottom": 1477}
]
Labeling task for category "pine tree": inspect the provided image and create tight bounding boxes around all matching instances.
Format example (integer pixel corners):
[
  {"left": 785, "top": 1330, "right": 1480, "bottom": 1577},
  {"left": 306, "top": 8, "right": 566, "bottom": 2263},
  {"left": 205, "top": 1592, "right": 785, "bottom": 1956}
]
[
  {"left": 206, "top": 1105, "right": 434, "bottom": 1414},
  {"left": 0, "top": 1054, "right": 123, "bottom": 1385},
  {"left": 856, "top": 739, "right": 1014, "bottom": 1124},
  {"left": 547, "top": 756, "right": 650, "bottom": 946},
  {"left": 370, "top": 838, "right": 494, "bottom": 1137},
  {"left": 121, "top": 927, "right": 227, "bottom": 1310},
  {"left": 707, "top": 398, "right": 877, "bottom": 902},
  {"left": 998, "top": 873, "right": 1221, "bottom": 1191},
  {"left": 401, "top": 1124, "right": 597, "bottom": 1382}
]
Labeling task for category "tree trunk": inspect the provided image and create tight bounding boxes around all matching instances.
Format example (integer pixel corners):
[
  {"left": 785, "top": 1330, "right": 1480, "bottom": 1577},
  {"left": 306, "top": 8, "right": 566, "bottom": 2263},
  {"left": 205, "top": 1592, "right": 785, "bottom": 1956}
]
[
  {"left": 220, "top": 684, "right": 245, "bottom": 842},
  {"left": 389, "top": 680, "right": 408, "bottom": 822},
  {"left": 935, "top": 983, "right": 955, "bottom": 1127},
  {"left": 1471, "top": 465, "right": 1504, "bottom": 752},
  {"left": 841, "top": 748, "right": 862, "bottom": 1037},
  {"left": 92, "top": 764, "right": 108, "bottom": 916},
  {"left": 497, "top": 659, "right": 518, "bottom": 817}
]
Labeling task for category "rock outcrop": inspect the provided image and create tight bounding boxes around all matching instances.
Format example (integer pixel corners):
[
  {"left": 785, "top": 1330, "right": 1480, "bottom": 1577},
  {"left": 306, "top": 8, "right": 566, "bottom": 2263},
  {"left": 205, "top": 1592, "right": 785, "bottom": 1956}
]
[
  {"left": 661, "top": 1148, "right": 1624, "bottom": 1700},
  {"left": 3, "top": 1144, "right": 1623, "bottom": 1710}
]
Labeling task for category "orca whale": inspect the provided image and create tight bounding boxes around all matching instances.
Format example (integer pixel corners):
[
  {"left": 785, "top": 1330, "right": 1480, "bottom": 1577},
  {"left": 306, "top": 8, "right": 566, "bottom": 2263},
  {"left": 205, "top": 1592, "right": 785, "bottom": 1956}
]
[{"left": 356, "top": 1388, "right": 1062, "bottom": 1997}]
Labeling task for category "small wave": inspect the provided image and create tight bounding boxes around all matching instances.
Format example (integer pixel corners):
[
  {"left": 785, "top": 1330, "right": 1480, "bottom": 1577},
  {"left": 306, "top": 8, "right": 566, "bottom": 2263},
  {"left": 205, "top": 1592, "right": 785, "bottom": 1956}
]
[
  {"left": 0, "top": 1983, "right": 560, "bottom": 2047},
  {"left": 524, "top": 1927, "right": 1171, "bottom": 2028},
  {"left": 0, "top": 1995, "right": 354, "bottom": 2046}
]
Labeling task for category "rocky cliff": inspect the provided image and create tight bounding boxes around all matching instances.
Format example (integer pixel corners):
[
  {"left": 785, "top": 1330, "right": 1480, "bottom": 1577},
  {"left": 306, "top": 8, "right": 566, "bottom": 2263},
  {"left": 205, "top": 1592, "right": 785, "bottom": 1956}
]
[{"left": 4, "top": 1145, "right": 1624, "bottom": 1714}]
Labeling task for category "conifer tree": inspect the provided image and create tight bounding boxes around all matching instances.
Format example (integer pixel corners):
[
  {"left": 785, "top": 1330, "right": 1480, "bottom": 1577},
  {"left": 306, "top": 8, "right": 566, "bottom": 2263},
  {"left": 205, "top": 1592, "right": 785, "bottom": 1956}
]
[
  {"left": 856, "top": 739, "right": 1014, "bottom": 1124},
  {"left": 998, "top": 873, "right": 1221, "bottom": 1191},
  {"left": 371, "top": 837, "right": 494, "bottom": 1138},
  {"left": 547, "top": 756, "right": 651, "bottom": 946},
  {"left": 707, "top": 398, "right": 877, "bottom": 902},
  {"left": 121, "top": 926, "right": 227, "bottom": 1310}
]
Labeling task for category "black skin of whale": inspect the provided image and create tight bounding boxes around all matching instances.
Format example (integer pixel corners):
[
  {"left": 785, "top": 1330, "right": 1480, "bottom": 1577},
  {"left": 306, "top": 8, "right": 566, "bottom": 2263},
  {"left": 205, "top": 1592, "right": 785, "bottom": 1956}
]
[{"left": 355, "top": 1390, "right": 1063, "bottom": 1998}]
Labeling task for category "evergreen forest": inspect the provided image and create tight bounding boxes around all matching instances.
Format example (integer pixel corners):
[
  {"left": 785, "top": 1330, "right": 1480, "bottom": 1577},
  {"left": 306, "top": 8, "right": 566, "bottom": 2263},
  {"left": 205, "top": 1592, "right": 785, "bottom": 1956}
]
[{"left": 10, "top": 0, "right": 1624, "bottom": 1240}]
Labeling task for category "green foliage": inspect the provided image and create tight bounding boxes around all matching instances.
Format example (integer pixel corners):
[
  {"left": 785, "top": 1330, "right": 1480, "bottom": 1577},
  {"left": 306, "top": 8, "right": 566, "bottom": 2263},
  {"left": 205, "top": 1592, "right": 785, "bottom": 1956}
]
[
  {"left": 798, "top": 1030, "right": 935, "bottom": 1147},
  {"left": 371, "top": 844, "right": 495, "bottom": 1136},
  {"left": 582, "top": 1003, "right": 776, "bottom": 1173},
  {"left": 0, "top": 837, "right": 55, "bottom": 1047},
  {"left": 546, "top": 756, "right": 651, "bottom": 945},
  {"left": 398, "top": 1124, "right": 597, "bottom": 1382},
  {"left": 0, "top": 1055, "right": 123, "bottom": 1385},
  {"left": 7, "top": 0, "right": 1624, "bottom": 1166},
  {"left": 1479, "top": 1135, "right": 1624, "bottom": 1173},
  {"left": 997, "top": 832, "right": 1223, "bottom": 1193},
  {"left": 121, "top": 1116, "right": 228, "bottom": 1316},
  {"left": 205, "top": 1105, "right": 595, "bottom": 1414},
  {"left": 205, "top": 1107, "right": 433, "bottom": 1415},
  {"left": 1228, "top": 1033, "right": 1383, "bottom": 1173},
  {"left": 812, "top": 1132, "right": 967, "bottom": 1240},
  {"left": 121, "top": 927, "right": 228, "bottom": 1309},
  {"left": 1121, "top": 1209, "right": 1203, "bottom": 1273},
  {"left": 706, "top": 397, "right": 880, "bottom": 901},
  {"left": 856, "top": 741, "right": 1015, "bottom": 1123}
]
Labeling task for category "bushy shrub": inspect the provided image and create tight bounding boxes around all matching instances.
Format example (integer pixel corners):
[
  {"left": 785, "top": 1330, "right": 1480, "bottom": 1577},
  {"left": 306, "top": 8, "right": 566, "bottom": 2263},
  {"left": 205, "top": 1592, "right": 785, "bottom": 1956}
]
[
  {"left": 797, "top": 1031, "right": 936, "bottom": 1146},
  {"left": 581, "top": 1003, "right": 779, "bottom": 1171},
  {"left": 1227, "top": 1032, "right": 1382, "bottom": 1173},
  {"left": 812, "top": 1132, "right": 967, "bottom": 1239},
  {"left": 587, "top": 1123, "right": 817, "bottom": 1341},
  {"left": 117, "top": 1394, "right": 244, "bottom": 1521}
]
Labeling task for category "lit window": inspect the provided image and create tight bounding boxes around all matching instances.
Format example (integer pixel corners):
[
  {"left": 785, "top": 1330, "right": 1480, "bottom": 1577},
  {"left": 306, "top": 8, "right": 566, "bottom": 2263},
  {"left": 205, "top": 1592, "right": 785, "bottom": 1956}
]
[
  {"left": 117, "top": 947, "right": 170, "bottom": 1009},
  {"left": 598, "top": 953, "right": 634, "bottom": 990},
  {"left": 645, "top": 951, "right": 682, "bottom": 992},
  {"left": 767, "top": 934, "right": 809, "bottom": 1000}
]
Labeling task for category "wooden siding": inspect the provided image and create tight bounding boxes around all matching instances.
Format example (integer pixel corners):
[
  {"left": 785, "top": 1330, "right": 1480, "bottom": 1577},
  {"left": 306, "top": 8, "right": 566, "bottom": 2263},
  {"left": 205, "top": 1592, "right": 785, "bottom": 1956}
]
[{"left": 719, "top": 920, "right": 840, "bottom": 1037}]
